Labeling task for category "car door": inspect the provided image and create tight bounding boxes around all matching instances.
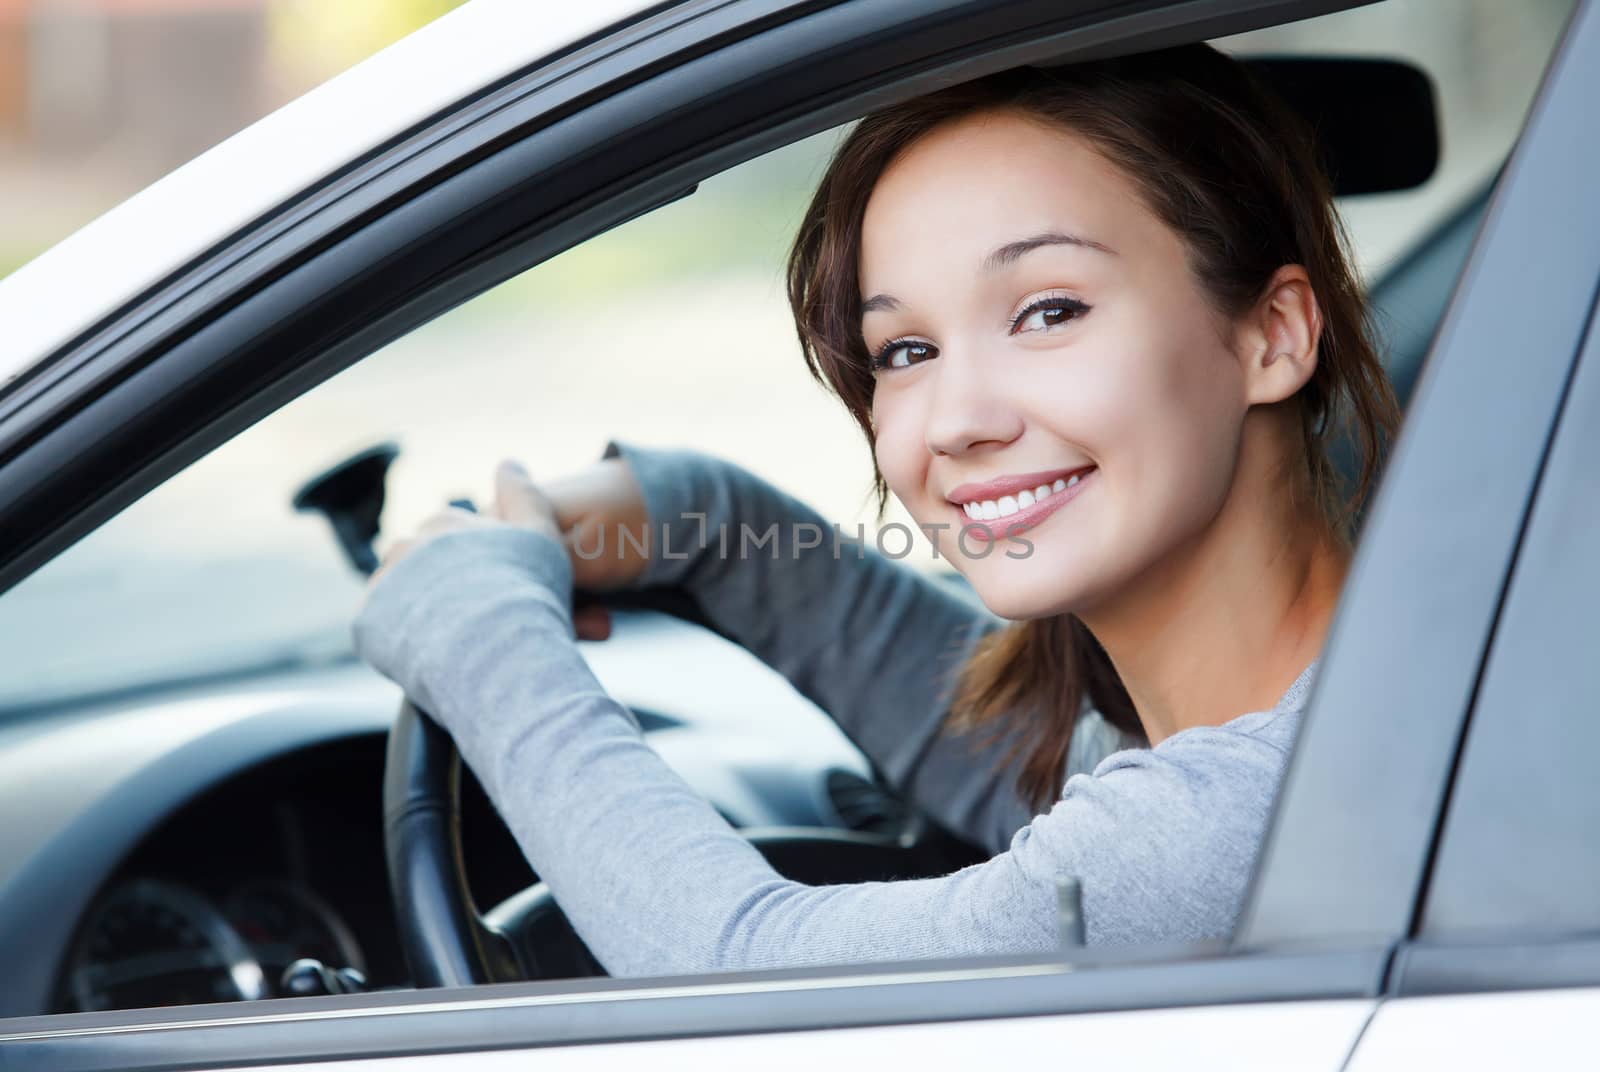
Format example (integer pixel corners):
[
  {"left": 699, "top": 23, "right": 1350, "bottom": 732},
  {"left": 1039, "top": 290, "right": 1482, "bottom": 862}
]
[{"left": 0, "top": 0, "right": 1591, "bottom": 1069}]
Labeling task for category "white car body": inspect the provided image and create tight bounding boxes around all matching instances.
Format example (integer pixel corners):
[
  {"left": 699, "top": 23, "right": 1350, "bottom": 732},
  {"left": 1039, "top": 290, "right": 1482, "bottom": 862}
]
[{"left": 2, "top": 0, "right": 1598, "bottom": 1068}]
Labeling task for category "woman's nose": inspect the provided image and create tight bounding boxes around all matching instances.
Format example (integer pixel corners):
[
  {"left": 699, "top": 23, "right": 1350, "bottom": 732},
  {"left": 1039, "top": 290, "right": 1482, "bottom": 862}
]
[{"left": 922, "top": 350, "right": 1024, "bottom": 457}]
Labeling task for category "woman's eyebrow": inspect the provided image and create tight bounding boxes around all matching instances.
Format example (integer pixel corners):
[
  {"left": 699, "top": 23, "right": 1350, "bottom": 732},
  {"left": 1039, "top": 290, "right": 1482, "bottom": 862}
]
[
  {"left": 983, "top": 231, "right": 1117, "bottom": 270},
  {"left": 859, "top": 231, "right": 1114, "bottom": 317}
]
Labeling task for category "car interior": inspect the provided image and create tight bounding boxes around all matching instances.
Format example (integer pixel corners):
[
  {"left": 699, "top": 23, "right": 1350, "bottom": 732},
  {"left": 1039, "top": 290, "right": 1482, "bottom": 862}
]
[{"left": 0, "top": 0, "right": 1565, "bottom": 1023}]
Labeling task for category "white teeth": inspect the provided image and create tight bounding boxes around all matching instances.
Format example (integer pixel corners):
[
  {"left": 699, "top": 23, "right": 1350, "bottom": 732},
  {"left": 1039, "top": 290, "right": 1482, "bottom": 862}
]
[{"left": 958, "top": 470, "right": 1093, "bottom": 519}]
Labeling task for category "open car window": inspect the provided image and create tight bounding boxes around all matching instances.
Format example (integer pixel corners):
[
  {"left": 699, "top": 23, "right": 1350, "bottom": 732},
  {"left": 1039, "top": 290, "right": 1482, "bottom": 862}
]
[{"left": 0, "top": 0, "right": 1571, "bottom": 716}]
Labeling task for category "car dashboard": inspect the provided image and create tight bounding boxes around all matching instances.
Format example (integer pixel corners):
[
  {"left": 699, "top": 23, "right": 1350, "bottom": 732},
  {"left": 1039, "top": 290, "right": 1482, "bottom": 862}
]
[
  {"left": 0, "top": 611, "right": 888, "bottom": 1018},
  {"left": 60, "top": 735, "right": 434, "bottom": 1011}
]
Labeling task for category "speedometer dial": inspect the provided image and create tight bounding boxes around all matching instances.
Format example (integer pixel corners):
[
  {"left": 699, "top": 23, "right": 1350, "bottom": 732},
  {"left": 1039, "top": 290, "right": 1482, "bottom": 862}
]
[
  {"left": 65, "top": 880, "right": 267, "bottom": 1013},
  {"left": 224, "top": 880, "right": 366, "bottom": 993}
]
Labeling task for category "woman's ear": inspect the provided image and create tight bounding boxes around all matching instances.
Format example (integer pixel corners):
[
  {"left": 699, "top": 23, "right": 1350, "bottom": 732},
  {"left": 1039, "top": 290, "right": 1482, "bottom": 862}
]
[{"left": 1239, "top": 265, "right": 1321, "bottom": 406}]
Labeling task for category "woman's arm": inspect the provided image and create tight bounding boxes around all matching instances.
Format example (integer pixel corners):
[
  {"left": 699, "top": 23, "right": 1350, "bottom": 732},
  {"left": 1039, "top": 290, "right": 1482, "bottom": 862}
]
[
  {"left": 599, "top": 441, "right": 1036, "bottom": 853},
  {"left": 351, "top": 527, "right": 1284, "bottom": 975}
]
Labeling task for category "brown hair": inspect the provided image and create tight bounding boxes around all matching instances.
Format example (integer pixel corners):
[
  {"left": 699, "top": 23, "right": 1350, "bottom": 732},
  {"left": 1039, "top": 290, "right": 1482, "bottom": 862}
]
[{"left": 786, "top": 45, "right": 1400, "bottom": 810}]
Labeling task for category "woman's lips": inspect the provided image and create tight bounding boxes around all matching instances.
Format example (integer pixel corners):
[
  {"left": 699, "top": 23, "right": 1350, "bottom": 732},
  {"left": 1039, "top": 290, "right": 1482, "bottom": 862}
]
[{"left": 952, "top": 467, "right": 1096, "bottom": 543}]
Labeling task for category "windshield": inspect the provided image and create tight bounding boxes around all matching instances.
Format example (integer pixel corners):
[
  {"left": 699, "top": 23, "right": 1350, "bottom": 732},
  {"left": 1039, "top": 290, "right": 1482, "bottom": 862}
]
[
  {"left": 0, "top": 0, "right": 1572, "bottom": 714},
  {"left": 0, "top": 486, "right": 363, "bottom": 711}
]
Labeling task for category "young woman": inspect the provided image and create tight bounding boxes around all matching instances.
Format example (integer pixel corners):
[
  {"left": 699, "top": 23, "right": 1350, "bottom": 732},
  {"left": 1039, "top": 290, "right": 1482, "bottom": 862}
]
[{"left": 353, "top": 44, "right": 1399, "bottom": 977}]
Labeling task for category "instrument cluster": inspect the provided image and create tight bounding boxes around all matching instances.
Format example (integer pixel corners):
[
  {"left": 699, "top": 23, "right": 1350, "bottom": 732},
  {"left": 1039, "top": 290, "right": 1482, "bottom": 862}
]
[{"left": 62, "top": 877, "right": 366, "bottom": 1013}]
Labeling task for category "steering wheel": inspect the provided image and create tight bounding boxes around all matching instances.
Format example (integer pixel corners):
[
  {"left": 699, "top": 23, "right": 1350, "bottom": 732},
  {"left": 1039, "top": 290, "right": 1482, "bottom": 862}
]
[
  {"left": 381, "top": 587, "right": 985, "bottom": 988},
  {"left": 380, "top": 585, "right": 745, "bottom": 986},
  {"left": 383, "top": 699, "right": 600, "bottom": 986},
  {"left": 374, "top": 491, "right": 722, "bottom": 985}
]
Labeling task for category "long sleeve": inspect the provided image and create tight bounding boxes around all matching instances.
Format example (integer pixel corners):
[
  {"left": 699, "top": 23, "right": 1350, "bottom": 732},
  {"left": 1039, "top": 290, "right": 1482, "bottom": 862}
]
[
  {"left": 602, "top": 441, "right": 1091, "bottom": 853},
  {"left": 351, "top": 527, "right": 1313, "bottom": 978}
]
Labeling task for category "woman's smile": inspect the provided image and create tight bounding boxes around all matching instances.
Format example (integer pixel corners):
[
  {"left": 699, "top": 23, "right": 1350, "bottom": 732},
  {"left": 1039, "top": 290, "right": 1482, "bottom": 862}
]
[{"left": 947, "top": 464, "right": 1097, "bottom": 540}]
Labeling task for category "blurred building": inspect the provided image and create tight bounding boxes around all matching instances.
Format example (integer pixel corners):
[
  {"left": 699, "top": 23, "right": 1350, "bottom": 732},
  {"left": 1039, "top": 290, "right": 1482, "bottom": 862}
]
[
  {"left": 0, "top": 0, "right": 270, "bottom": 168},
  {"left": 0, "top": 0, "right": 462, "bottom": 277}
]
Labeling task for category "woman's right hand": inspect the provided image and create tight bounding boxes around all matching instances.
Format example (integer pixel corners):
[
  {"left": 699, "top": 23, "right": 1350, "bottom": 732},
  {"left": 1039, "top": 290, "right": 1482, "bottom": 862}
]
[{"left": 540, "top": 456, "right": 653, "bottom": 640}]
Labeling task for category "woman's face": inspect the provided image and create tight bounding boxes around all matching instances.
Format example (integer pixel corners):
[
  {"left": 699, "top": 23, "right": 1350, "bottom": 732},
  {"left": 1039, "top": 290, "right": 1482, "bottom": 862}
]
[{"left": 861, "top": 110, "right": 1255, "bottom": 620}]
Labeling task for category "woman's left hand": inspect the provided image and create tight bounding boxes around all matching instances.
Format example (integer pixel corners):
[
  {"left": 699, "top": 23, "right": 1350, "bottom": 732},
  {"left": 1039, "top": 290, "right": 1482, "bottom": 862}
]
[{"left": 369, "top": 459, "right": 560, "bottom": 589}]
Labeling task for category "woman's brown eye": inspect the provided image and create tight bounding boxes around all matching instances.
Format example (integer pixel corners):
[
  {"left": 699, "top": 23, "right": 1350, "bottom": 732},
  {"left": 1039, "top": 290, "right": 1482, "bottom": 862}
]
[
  {"left": 878, "top": 341, "right": 935, "bottom": 370},
  {"left": 897, "top": 343, "right": 932, "bottom": 367},
  {"left": 1012, "top": 297, "right": 1091, "bottom": 334}
]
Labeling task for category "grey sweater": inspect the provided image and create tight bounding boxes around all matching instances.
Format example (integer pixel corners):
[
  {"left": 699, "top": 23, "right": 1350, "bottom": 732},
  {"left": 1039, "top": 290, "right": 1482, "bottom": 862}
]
[{"left": 351, "top": 442, "right": 1317, "bottom": 977}]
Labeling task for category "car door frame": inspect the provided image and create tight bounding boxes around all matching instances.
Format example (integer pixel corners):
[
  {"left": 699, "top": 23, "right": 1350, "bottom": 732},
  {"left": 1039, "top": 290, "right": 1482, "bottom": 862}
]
[
  {"left": 1383, "top": 289, "right": 1600, "bottom": 1001},
  {"left": 0, "top": 0, "right": 1594, "bottom": 1068},
  {"left": 1345, "top": 137, "right": 1600, "bottom": 1069},
  {"left": 1381, "top": 147, "right": 1600, "bottom": 1002}
]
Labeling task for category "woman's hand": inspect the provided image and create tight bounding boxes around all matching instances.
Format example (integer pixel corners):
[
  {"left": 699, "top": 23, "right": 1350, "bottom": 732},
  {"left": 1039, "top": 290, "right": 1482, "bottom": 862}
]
[
  {"left": 371, "top": 456, "right": 651, "bottom": 641},
  {"left": 538, "top": 455, "right": 653, "bottom": 593},
  {"left": 370, "top": 458, "right": 559, "bottom": 579},
  {"left": 540, "top": 455, "right": 653, "bottom": 640}
]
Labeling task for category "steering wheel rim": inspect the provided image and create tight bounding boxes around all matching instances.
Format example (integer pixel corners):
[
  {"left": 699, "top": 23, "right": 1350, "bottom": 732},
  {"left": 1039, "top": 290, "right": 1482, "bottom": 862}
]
[{"left": 382, "top": 701, "right": 526, "bottom": 988}]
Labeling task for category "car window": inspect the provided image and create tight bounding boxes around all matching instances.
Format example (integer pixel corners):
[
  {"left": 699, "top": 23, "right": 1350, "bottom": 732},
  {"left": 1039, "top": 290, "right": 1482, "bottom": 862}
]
[
  {"left": 1415, "top": 293, "right": 1600, "bottom": 942},
  {"left": 0, "top": 0, "right": 1577, "bottom": 1025},
  {"left": 0, "top": 0, "right": 1572, "bottom": 716}
]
